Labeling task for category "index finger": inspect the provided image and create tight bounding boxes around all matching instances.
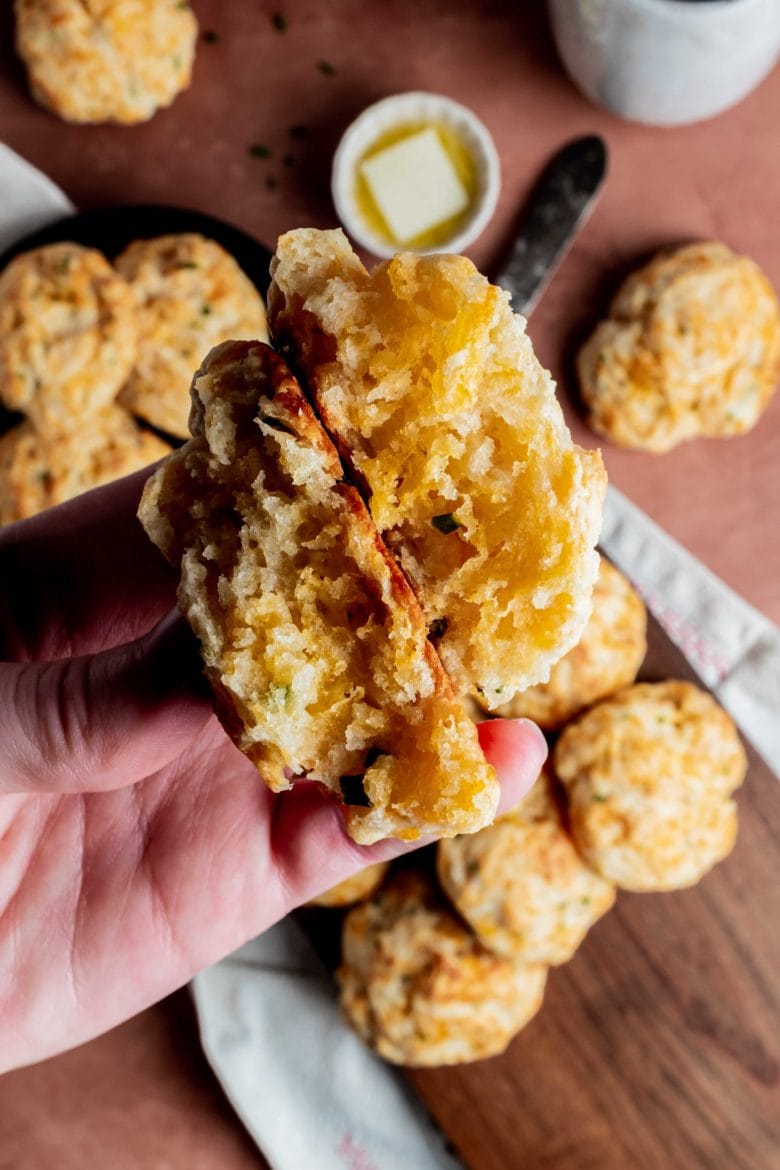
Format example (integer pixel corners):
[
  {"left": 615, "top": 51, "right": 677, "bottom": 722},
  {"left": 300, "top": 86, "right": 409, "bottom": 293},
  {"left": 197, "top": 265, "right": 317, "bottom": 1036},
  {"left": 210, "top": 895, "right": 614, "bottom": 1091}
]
[{"left": 0, "top": 465, "right": 176, "bottom": 663}]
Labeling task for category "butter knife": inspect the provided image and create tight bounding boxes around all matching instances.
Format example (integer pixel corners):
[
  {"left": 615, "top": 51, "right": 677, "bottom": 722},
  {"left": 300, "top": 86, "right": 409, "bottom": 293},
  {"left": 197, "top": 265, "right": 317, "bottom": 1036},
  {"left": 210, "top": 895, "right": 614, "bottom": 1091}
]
[{"left": 494, "top": 134, "right": 608, "bottom": 316}]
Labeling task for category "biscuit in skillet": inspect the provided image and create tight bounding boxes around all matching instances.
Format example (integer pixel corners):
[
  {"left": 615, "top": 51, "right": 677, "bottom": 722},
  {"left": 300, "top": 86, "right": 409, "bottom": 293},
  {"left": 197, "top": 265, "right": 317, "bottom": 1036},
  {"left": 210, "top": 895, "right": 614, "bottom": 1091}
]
[
  {"left": 138, "top": 340, "right": 499, "bottom": 845},
  {"left": 553, "top": 681, "right": 747, "bottom": 891},
  {"left": 485, "top": 556, "right": 647, "bottom": 729},
  {"left": 437, "top": 768, "right": 615, "bottom": 965},
  {"left": 116, "top": 234, "right": 269, "bottom": 438},
  {"left": 338, "top": 871, "right": 548, "bottom": 1066},
  {"left": 0, "top": 406, "right": 170, "bottom": 525},
  {"left": 267, "top": 227, "right": 606, "bottom": 708},
  {"left": 14, "top": 0, "right": 198, "bottom": 124},
  {"left": 0, "top": 242, "right": 137, "bottom": 432},
  {"left": 577, "top": 242, "right": 780, "bottom": 452}
]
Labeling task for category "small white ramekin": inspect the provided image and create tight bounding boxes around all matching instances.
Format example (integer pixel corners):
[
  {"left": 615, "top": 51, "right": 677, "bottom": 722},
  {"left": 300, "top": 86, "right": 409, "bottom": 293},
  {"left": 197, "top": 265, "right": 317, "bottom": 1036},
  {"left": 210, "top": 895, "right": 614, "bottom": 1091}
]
[{"left": 331, "top": 91, "right": 501, "bottom": 259}]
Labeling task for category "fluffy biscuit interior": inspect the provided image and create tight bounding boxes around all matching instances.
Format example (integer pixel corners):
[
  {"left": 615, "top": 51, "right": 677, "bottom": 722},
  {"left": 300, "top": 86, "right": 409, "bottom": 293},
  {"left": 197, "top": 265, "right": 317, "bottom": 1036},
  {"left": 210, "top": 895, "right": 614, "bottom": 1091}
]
[
  {"left": 139, "top": 341, "right": 497, "bottom": 844},
  {"left": 268, "top": 228, "right": 605, "bottom": 706}
]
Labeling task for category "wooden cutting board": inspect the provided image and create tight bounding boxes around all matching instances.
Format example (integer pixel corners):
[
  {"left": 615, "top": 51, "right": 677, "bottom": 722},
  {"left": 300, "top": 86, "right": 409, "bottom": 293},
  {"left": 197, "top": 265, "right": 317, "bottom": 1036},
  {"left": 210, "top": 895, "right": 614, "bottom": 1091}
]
[{"left": 405, "top": 613, "right": 780, "bottom": 1170}]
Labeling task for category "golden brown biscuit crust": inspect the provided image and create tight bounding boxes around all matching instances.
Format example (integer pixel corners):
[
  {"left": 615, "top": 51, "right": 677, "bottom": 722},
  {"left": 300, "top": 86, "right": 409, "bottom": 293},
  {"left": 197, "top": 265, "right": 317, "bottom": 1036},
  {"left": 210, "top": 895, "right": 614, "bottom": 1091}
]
[
  {"left": 0, "top": 408, "right": 170, "bottom": 525},
  {"left": 15, "top": 0, "right": 198, "bottom": 124},
  {"left": 139, "top": 340, "right": 499, "bottom": 844},
  {"left": 0, "top": 243, "right": 137, "bottom": 432},
  {"left": 577, "top": 242, "right": 780, "bottom": 452},
  {"left": 116, "top": 234, "right": 269, "bottom": 437},
  {"left": 338, "top": 871, "right": 547, "bottom": 1066},
  {"left": 437, "top": 769, "right": 615, "bottom": 965},
  {"left": 553, "top": 681, "right": 747, "bottom": 891}
]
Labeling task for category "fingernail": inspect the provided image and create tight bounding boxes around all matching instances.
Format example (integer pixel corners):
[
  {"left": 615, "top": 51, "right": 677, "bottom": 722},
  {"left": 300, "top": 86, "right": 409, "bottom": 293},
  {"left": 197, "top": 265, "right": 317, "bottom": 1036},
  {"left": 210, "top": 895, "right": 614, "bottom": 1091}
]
[{"left": 512, "top": 717, "right": 549, "bottom": 761}]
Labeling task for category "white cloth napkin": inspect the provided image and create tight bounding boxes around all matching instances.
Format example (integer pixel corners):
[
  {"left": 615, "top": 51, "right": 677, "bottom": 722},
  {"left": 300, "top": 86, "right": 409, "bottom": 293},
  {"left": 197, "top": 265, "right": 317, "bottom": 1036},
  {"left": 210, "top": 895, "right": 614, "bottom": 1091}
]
[
  {"left": 0, "top": 143, "right": 74, "bottom": 253},
  {"left": 3, "top": 142, "right": 778, "bottom": 1170}
]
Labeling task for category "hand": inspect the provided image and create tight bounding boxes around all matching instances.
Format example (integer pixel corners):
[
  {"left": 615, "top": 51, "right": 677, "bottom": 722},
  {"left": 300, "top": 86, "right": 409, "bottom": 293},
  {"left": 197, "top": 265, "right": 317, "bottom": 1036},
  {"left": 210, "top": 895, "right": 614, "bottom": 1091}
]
[{"left": 0, "top": 469, "right": 547, "bottom": 1073}]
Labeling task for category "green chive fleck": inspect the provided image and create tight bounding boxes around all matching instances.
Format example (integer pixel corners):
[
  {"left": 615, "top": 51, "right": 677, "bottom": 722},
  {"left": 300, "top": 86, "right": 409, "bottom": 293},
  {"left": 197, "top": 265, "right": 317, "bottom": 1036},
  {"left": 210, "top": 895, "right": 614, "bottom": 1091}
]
[
  {"left": 592, "top": 793, "right": 608, "bottom": 803},
  {"left": 271, "top": 12, "right": 287, "bottom": 32},
  {"left": 318, "top": 60, "right": 336, "bottom": 76},
  {"left": 201, "top": 304, "right": 211, "bottom": 316},
  {"left": 265, "top": 175, "right": 278, "bottom": 190},
  {"left": 340, "top": 774, "right": 372, "bottom": 808},
  {"left": 203, "top": 29, "right": 219, "bottom": 43},
  {"left": 249, "top": 143, "right": 271, "bottom": 158},
  {"left": 177, "top": 261, "right": 199, "bottom": 269},
  {"left": 289, "top": 124, "right": 308, "bottom": 140},
  {"left": 432, "top": 512, "right": 462, "bottom": 534}
]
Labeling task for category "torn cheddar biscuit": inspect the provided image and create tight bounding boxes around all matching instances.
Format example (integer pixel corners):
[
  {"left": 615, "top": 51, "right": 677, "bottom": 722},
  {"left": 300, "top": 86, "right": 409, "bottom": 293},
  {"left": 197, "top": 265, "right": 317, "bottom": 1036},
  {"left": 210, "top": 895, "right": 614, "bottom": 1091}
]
[
  {"left": 139, "top": 340, "right": 498, "bottom": 844},
  {"left": 268, "top": 227, "right": 606, "bottom": 706}
]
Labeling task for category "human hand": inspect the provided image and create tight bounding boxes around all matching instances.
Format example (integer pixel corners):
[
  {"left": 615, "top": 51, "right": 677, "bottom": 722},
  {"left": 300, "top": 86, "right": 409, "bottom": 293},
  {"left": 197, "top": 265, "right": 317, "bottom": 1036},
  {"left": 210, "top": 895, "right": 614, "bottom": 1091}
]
[{"left": 0, "top": 469, "right": 547, "bottom": 1073}]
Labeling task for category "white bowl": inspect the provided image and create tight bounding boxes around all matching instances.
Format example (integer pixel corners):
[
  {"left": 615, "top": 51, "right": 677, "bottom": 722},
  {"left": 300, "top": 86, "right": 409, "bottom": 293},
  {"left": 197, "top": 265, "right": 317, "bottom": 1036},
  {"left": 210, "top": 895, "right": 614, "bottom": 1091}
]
[{"left": 331, "top": 91, "right": 501, "bottom": 259}]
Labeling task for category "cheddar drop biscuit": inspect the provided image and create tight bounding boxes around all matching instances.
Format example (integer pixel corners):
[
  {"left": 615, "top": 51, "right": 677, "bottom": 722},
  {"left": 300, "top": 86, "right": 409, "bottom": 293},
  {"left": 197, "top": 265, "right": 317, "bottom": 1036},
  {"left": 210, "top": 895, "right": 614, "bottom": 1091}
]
[
  {"left": 139, "top": 340, "right": 499, "bottom": 844},
  {"left": 554, "top": 681, "right": 747, "bottom": 891},
  {"left": 116, "top": 234, "right": 269, "bottom": 437},
  {"left": 438, "top": 768, "right": 615, "bottom": 965},
  {"left": 577, "top": 242, "right": 780, "bottom": 452},
  {"left": 268, "top": 228, "right": 606, "bottom": 707},
  {"left": 488, "top": 556, "right": 647, "bottom": 729},
  {"left": 15, "top": 0, "right": 197, "bottom": 124},
  {"left": 338, "top": 871, "right": 547, "bottom": 1066},
  {"left": 0, "top": 406, "right": 170, "bottom": 525},
  {"left": 0, "top": 243, "right": 137, "bottom": 432}
]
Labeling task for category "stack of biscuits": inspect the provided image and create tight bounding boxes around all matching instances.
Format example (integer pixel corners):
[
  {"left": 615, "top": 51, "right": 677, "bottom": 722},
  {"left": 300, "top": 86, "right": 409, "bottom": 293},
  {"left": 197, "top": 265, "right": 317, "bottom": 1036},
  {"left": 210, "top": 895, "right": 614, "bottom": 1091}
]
[{"left": 0, "top": 233, "right": 269, "bottom": 524}]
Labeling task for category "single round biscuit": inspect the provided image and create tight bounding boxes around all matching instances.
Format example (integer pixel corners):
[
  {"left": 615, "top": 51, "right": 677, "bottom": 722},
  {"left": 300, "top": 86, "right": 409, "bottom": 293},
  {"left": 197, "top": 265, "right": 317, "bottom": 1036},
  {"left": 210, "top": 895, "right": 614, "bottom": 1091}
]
[
  {"left": 116, "top": 234, "right": 269, "bottom": 437},
  {"left": 577, "top": 242, "right": 780, "bottom": 452},
  {"left": 0, "top": 407, "right": 170, "bottom": 524},
  {"left": 553, "top": 681, "right": 747, "bottom": 891},
  {"left": 307, "top": 861, "right": 390, "bottom": 909},
  {"left": 15, "top": 0, "right": 198, "bottom": 125},
  {"left": 268, "top": 228, "right": 606, "bottom": 707},
  {"left": 0, "top": 243, "right": 137, "bottom": 431},
  {"left": 338, "top": 871, "right": 547, "bottom": 1066},
  {"left": 437, "top": 769, "right": 615, "bottom": 965},
  {"left": 489, "top": 556, "right": 647, "bottom": 729}
]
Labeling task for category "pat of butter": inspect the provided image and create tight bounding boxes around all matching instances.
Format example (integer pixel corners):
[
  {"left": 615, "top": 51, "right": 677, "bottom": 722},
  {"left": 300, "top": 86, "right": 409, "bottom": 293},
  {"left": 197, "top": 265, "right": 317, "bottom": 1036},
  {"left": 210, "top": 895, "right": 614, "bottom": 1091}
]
[{"left": 359, "top": 127, "right": 470, "bottom": 245}]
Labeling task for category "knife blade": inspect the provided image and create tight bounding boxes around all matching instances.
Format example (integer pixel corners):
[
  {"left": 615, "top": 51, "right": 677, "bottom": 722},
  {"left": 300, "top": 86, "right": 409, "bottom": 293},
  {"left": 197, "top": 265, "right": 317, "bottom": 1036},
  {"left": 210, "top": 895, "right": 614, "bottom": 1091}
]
[{"left": 494, "top": 134, "right": 608, "bottom": 316}]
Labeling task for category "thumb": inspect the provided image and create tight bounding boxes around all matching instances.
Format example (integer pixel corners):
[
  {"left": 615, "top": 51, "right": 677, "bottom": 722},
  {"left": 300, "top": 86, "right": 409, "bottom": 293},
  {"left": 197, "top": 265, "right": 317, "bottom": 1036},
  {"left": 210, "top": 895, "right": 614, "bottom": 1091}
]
[{"left": 0, "top": 612, "right": 212, "bottom": 795}]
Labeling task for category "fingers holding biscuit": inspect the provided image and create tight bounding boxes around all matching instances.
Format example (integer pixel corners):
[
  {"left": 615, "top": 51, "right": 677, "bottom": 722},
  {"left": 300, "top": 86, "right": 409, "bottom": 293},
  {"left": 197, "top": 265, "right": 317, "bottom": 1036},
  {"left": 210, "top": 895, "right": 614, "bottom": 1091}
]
[
  {"left": 0, "top": 467, "right": 179, "bottom": 661},
  {"left": 0, "top": 611, "right": 211, "bottom": 796},
  {"left": 265, "top": 714, "right": 549, "bottom": 907}
]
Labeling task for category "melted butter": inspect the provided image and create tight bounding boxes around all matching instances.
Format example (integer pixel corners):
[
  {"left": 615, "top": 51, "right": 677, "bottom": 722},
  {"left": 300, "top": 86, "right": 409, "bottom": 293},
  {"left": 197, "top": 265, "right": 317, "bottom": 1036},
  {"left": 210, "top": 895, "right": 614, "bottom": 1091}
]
[{"left": 355, "top": 121, "right": 478, "bottom": 251}]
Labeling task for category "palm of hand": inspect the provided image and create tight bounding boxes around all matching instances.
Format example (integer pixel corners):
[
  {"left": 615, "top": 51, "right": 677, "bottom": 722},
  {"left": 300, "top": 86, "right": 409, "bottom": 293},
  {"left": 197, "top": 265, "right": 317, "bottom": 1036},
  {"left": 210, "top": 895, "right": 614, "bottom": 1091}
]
[{"left": 0, "top": 470, "right": 543, "bottom": 1072}]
